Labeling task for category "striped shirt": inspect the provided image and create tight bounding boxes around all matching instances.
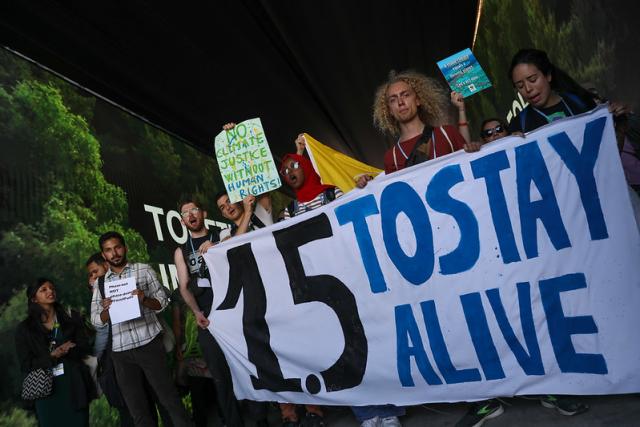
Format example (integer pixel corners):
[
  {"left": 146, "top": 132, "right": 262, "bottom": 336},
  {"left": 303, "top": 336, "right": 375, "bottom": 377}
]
[
  {"left": 90, "top": 263, "right": 168, "bottom": 352},
  {"left": 283, "top": 188, "right": 343, "bottom": 219}
]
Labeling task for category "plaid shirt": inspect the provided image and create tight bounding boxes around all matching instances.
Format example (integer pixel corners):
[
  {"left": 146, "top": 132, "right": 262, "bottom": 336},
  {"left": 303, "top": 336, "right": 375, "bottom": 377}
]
[{"left": 90, "top": 263, "right": 168, "bottom": 352}]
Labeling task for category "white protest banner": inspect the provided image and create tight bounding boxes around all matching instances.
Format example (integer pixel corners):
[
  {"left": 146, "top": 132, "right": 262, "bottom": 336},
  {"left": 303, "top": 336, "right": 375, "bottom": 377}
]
[
  {"left": 214, "top": 118, "right": 281, "bottom": 203},
  {"left": 204, "top": 106, "right": 640, "bottom": 406},
  {"left": 106, "top": 277, "right": 141, "bottom": 324}
]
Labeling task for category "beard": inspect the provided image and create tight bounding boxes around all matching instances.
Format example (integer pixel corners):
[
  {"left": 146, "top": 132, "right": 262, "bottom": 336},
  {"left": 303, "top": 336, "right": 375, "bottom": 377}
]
[
  {"left": 185, "top": 221, "right": 205, "bottom": 233},
  {"left": 107, "top": 255, "right": 127, "bottom": 268}
]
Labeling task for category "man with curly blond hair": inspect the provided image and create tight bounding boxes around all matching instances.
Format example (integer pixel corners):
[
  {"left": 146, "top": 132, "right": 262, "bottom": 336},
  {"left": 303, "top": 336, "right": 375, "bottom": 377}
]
[{"left": 371, "top": 70, "right": 479, "bottom": 176}]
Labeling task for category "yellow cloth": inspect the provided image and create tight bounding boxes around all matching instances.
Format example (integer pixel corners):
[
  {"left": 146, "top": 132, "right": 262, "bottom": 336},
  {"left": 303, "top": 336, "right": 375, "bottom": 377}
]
[{"left": 303, "top": 133, "right": 383, "bottom": 193}]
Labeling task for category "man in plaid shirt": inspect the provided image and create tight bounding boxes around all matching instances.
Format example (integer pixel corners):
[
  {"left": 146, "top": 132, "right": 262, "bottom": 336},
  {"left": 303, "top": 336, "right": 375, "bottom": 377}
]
[{"left": 91, "top": 231, "right": 193, "bottom": 427}]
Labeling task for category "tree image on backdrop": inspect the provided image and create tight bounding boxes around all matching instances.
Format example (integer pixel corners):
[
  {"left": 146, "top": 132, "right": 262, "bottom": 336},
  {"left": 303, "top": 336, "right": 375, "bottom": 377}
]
[
  {"left": 0, "top": 47, "right": 227, "bottom": 426},
  {"left": 463, "top": 0, "right": 620, "bottom": 136},
  {"left": 214, "top": 118, "right": 281, "bottom": 203}
]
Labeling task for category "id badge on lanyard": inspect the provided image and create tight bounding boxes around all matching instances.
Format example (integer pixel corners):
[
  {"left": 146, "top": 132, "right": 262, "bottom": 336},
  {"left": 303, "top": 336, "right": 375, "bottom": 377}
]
[
  {"left": 50, "top": 321, "right": 64, "bottom": 376},
  {"left": 52, "top": 363, "right": 64, "bottom": 376}
]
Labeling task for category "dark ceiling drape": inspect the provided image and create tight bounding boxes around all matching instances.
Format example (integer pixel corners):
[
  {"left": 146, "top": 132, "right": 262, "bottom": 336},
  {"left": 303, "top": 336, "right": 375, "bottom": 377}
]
[{"left": 0, "top": 0, "right": 478, "bottom": 166}]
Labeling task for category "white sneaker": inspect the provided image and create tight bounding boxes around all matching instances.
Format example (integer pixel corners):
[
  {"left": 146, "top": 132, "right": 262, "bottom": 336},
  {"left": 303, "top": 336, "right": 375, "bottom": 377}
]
[
  {"left": 360, "top": 416, "right": 381, "bottom": 427},
  {"left": 380, "top": 416, "right": 401, "bottom": 427}
]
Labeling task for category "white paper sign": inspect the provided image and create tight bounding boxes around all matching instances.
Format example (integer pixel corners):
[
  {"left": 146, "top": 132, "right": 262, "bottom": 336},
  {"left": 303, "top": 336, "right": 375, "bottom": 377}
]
[
  {"left": 204, "top": 106, "right": 640, "bottom": 406},
  {"left": 106, "top": 277, "right": 141, "bottom": 324}
]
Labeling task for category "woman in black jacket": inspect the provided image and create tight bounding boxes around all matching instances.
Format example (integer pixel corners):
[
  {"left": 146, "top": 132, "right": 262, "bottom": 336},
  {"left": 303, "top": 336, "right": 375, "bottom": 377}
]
[{"left": 15, "top": 278, "right": 95, "bottom": 426}]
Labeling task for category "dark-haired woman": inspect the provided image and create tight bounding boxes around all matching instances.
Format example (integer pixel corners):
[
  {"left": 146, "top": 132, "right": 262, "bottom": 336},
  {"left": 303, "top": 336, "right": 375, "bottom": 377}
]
[
  {"left": 507, "top": 48, "right": 628, "bottom": 134},
  {"left": 15, "top": 278, "right": 95, "bottom": 426}
]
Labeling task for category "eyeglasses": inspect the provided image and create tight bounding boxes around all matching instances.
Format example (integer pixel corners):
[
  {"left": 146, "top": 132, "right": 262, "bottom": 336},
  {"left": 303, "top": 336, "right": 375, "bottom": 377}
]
[
  {"left": 180, "top": 207, "right": 201, "bottom": 217},
  {"left": 280, "top": 161, "right": 300, "bottom": 176},
  {"left": 481, "top": 125, "right": 505, "bottom": 139}
]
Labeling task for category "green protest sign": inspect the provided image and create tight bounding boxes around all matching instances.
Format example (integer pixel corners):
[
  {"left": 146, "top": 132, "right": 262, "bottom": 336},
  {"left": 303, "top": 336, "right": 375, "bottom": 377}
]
[{"left": 214, "top": 118, "right": 281, "bottom": 203}]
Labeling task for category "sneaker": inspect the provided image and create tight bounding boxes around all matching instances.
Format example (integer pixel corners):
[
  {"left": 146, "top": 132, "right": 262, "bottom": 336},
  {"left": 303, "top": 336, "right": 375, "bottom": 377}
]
[
  {"left": 540, "top": 395, "right": 589, "bottom": 416},
  {"left": 455, "top": 400, "right": 504, "bottom": 427},
  {"left": 361, "top": 417, "right": 381, "bottom": 427},
  {"left": 301, "top": 412, "right": 325, "bottom": 427},
  {"left": 380, "top": 416, "right": 401, "bottom": 427}
]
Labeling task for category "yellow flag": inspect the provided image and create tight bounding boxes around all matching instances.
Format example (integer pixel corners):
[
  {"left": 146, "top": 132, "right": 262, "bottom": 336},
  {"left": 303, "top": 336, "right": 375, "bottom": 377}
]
[{"left": 303, "top": 133, "right": 383, "bottom": 193}]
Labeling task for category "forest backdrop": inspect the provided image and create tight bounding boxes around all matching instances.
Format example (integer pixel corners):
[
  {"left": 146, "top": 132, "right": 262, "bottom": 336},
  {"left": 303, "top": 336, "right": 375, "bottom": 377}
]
[{"left": 0, "top": 0, "right": 636, "bottom": 424}]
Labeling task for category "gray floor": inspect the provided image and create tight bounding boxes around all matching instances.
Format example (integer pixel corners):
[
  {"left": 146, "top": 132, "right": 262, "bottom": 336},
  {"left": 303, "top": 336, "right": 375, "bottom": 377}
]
[
  {"left": 320, "top": 395, "right": 640, "bottom": 427},
  {"left": 245, "top": 394, "right": 640, "bottom": 427}
]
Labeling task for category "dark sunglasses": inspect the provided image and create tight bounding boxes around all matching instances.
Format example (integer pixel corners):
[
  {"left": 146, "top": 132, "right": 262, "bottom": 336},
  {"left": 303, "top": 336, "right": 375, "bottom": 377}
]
[
  {"left": 481, "top": 125, "right": 505, "bottom": 138},
  {"left": 280, "top": 161, "right": 300, "bottom": 176}
]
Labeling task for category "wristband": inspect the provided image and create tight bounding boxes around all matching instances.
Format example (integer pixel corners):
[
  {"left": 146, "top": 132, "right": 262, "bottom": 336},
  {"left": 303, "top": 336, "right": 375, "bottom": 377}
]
[{"left": 458, "top": 122, "right": 469, "bottom": 127}]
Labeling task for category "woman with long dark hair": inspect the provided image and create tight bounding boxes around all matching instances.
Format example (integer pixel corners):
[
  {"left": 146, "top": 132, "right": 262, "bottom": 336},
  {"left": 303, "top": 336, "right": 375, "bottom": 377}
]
[
  {"left": 15, "top": 278, "right": 95, "bottom": 426},
  {"left": 507, "top": 48, "right": 628, "bottom": 134}
]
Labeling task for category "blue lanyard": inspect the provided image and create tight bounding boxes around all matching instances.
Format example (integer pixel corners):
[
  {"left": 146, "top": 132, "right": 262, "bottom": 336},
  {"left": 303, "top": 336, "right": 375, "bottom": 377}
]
[
  {"left": 188, "top": 233, "right": 213, "bottom": 260},
  {"left": 532, "top": 98, "right": 575, "bottom": 123},
  {"left": 49, "top": 316, "right": 60, "bottom": 351}
]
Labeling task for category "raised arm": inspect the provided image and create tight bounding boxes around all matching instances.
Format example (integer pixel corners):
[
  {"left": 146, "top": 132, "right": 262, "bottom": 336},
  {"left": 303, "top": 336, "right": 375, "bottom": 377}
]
[{"left": 451, "top": 91, "right": 471, "bottom": 143}]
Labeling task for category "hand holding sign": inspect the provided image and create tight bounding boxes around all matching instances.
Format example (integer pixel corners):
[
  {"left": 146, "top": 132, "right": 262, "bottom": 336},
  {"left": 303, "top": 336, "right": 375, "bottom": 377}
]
[
  {"left": 215, "top": 118, "right": 281, "bottom": 203},
  {"left": 437, "top": 48, "right": 492, "bottom": 98}
]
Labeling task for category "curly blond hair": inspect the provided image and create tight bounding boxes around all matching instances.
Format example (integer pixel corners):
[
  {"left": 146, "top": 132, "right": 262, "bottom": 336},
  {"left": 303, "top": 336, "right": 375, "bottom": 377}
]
[{"left": 373, "top": 70, "right": 451, "bottom": 136}]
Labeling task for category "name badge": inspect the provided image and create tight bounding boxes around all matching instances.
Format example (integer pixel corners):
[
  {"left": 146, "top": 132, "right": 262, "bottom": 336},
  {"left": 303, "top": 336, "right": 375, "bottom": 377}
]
[
  {"left": 52, "top": 363, "right": 64, "bottom": 377},
  {"left": 197, "top": 278, "right": 211, "bottom": 288}
]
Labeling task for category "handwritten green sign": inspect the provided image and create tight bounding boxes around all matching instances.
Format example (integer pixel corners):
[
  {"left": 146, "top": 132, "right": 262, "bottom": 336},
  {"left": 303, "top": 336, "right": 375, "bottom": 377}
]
[{"left": 214, "top": 118, "right": 281, "bottom": 203}]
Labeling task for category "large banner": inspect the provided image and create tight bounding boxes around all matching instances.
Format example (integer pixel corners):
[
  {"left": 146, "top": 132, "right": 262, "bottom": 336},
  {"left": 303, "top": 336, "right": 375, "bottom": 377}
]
[{"left": 204, "top": 106, "right": 640, "bottom": 405}]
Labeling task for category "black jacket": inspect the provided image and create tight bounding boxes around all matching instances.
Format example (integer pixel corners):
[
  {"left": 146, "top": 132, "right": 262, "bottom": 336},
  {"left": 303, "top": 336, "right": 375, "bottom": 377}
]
[{"left": 15, "top": 309, "right": 96, "bottom": 409}]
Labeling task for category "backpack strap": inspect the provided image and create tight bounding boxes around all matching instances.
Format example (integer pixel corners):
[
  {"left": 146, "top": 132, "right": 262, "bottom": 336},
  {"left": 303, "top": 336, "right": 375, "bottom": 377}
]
[
  {"left": 562, "top": 92, "right": 587, "bottom": 113},
  {"left": 98, "top": 276, "right": 113, "bottom": 348},
  {"left": 519, "top": 106, "right": 528, "bottom": 133},
  {"left": 406, "top": 125, "right": 434, "bottom": 166}
]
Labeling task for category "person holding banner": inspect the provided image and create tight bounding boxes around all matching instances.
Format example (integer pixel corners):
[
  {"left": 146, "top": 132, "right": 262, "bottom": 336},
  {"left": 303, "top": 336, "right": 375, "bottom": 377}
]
[
  {"left": 280, "top": 150, "right": 343, "bottom": 219},
  {"left": 357, "top": 70, "right": 480, "bottom": 188},
  {"left": 173, "top": 196, "right": 247, "bottom": 427},
  {"left": 216, "top": 191, "right": 272, "bottom": 240},
  {"left": 361, "top": 71, "right": 493, "bottom": 425},
  {"left": 277, "top": 147, "right": 342, "bottom": 426},
  {"left": 507, "top": 48, "right": 630, "bottom": 134},
  {"left": 376, "top": 70, "right": 481, "bottom": 174},
  {"left": 479, "top": 118, "right": 509, "bottom": 144},
  {"left": 91, "top": 231, "right": 193, "bottom": 427}
]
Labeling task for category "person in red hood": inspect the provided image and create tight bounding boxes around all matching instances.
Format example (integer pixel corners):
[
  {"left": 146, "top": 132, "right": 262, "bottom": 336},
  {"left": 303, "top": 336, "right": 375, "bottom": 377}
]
[
  {"left": 281, "top": 134, "right": 343, "bottom": 219},
  {"left": 276, "top": 136, "right": 343, "bottom": 427}
]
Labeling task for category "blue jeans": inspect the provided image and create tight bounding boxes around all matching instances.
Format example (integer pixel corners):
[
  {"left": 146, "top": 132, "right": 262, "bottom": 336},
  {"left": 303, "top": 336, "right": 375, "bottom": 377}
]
[
  {"left": 351, "top": 405, "right": 405, "bottom": 422},
  {"left": 94, "top": 324, "right": 109, "bottom": 358}
]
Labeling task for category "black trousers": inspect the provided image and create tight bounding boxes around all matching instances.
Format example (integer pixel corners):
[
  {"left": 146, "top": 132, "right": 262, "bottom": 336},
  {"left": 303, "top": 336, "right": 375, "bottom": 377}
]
[
  {"left": 197, "top": 328, "right": 244, "bottom": 427},
  {"left": 112, "top": 335, "right": 192, "bottom": 427}
]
